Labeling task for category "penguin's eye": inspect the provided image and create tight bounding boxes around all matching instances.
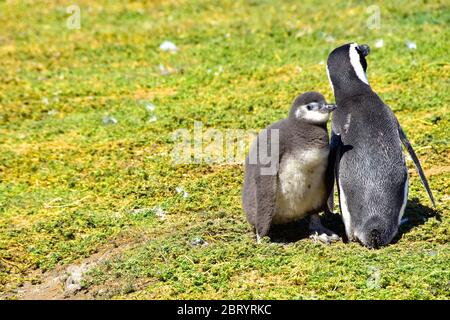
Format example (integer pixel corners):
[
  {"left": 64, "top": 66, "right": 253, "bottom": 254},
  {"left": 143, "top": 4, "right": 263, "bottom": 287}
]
[{"left": 306, "top": 102, "right": 318, "bottom": 111}]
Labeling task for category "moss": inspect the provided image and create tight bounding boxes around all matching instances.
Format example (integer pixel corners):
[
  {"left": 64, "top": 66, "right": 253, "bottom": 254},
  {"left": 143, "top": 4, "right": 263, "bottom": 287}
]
[{"left": 0, "top": 0, "right": 448, "bottom": 299}]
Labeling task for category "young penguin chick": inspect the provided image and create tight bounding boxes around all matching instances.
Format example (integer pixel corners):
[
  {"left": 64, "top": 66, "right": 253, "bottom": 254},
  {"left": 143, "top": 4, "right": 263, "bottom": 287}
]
[{"left": 242, "top": 92, "right": 339, "bottom": 244}]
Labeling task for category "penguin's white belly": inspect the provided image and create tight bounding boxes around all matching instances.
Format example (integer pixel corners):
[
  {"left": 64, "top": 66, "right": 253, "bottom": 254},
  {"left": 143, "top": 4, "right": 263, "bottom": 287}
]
[{"left": 273, "top": 148, "right": 329, "bottom": 224}]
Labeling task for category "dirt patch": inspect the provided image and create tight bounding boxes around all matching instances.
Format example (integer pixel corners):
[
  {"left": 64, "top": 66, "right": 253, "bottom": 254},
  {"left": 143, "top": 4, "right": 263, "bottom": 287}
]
[
  {"left": 8, "top": 232, "right": 146, "bottom": 300},
  {"left": 424, "top": 165, "right": 450, "bottom": 176},
  {"left": 134, "top": 87, "right": 177, "bottom": 100}
]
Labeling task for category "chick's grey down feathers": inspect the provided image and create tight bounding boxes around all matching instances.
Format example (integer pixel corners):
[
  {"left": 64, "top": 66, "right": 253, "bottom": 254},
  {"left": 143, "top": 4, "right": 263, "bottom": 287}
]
[{"left": 242, "top": 92, "right": 334, "bottom": 239}]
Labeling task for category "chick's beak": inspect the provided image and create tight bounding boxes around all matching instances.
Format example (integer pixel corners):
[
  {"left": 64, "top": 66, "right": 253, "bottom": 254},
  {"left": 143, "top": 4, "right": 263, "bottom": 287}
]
[{"left": 325, "top": 104, "right": 337, "bottom": 112}]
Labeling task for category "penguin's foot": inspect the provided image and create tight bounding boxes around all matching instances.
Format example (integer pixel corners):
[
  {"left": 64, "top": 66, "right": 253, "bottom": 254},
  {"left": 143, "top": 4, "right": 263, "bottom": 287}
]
[
  {"left": 309, "top": 231, "right": 340, "bottom": 244},
  {"left": 308, "top": 214, "right": 340, "bottom": 244}
]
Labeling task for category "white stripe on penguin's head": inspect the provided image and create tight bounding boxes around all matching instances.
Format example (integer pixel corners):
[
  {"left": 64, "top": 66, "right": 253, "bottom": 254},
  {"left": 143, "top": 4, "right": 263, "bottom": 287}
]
[
  {"left": 326, "top": 64, "right": 334, "bottom": 95},
  {"left": 349, "top": 43, "right": 369, "bottom": 85}
]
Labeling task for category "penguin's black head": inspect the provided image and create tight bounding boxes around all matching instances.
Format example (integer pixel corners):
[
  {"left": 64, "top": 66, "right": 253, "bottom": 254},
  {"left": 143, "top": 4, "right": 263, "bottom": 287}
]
[
  {"left": 353, "top": 215, "right": 399, "bottom": 249},
  {"left": 289, "top": 91, "right": 336, "bottom": 125},
  {"left": 326, "top": 42, "right": 371, "bottom": 97}
]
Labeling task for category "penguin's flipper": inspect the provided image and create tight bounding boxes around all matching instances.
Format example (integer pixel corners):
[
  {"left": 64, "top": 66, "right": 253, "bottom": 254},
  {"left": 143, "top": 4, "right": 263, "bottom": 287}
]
[
  {"left": 255, "top": 173, "right": 278, "bottom": 239},
  {"left": 325, "top": 131, "right": 338, "bottom": 214},
  {"left": 252, "top": 126, "right": 283, "bottom": 240},
  {"left": 330, "top": 129, "right": 345, "bottom": 217},
  {"left": 398, "top": 125, "right": 436, "bottom": 207},
  {"left": 328, "top": 129, "right": 342, "bottom": 213},
  {"left": 309, "top": 214, "right": 341, "bottom": 244}
]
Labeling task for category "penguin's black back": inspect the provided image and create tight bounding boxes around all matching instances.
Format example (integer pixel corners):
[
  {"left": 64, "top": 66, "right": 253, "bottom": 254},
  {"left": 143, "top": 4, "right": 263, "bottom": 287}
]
[{"left": 332, "top": 91, "right": 407, "bottom": 235}]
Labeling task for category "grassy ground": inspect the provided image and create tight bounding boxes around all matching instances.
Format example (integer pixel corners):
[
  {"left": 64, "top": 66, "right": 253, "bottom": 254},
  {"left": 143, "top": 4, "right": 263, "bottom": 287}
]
[{"left": 0, "top": 0, "right": 449, "bottom": 299}]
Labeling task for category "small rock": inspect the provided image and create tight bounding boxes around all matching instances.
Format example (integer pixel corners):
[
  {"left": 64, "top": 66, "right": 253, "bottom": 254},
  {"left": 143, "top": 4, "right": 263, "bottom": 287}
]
[
  {"left": 144, "top": 102, "right": 155, "bottom": 112},
  {"left": 47, "top": 109, "right": 58, "bottom": 116},
  {"left": 153, "top": 206, "right": 166, "bottom": 220},
  {"left": 191, "top": 237, "right": 207, "bottom": 246},
  {"left": 102, "top": 116, "right": 118, "bottom": 125},
  {"left": 159, "top": 40, "right": 178, "bottom": 53},
  {"left": 148, "top": 115, "right": 157, "bottom": 122},
  {"left": 96, "top": 288, "right": 108, "bottom": 297},
  {"left": 406, "top": 40, "right": 417, "bottom": 50},
  {"left": 375, "top": 39, "right": 384, "bottom": 48},
  {"left": 176, "top": 187, "right": 189, "bottom": 198},
  {"left": 318, "top": 60, "right": 325, "bottom": 65},
  {"left": 64, "top": 264, "right": 89, "bottom": 296},
  {"left": 325, "top": 35, "right": 335, "bottom": 43},
  {"left": 42, "top": 97, "right": 49, "bottom": 105}
]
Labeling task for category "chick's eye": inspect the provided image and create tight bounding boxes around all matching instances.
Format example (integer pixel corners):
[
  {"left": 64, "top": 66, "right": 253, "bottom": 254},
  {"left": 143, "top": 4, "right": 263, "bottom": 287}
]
[{"left": 306, "top": 105, "right": 312, "bottom": 111}]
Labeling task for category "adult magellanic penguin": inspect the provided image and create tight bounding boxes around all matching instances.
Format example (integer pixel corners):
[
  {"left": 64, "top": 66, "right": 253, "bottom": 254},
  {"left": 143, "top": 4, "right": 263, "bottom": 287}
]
[{"left": 326, "top": 42, "right": 435, "bottom": 248}]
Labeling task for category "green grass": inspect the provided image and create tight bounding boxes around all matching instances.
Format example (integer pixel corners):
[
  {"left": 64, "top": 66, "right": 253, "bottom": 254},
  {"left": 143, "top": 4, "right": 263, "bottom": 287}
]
[{"left": 0, "top": 0, "right": 449, "bottom": 299}]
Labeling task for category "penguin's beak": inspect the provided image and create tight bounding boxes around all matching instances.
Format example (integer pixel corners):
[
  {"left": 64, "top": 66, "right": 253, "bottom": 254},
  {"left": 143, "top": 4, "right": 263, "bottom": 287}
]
[
  {"left": 325, "top": 104, "right": 337, "bottom": 112},
  {"left": 358, "top": 44, "right": 370, "bottom": 57}
]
